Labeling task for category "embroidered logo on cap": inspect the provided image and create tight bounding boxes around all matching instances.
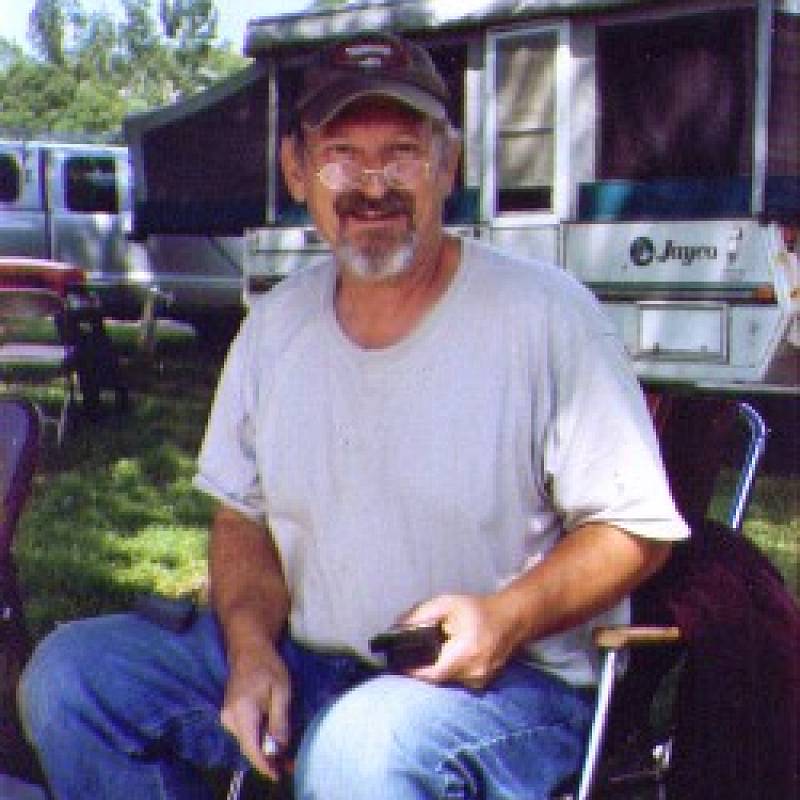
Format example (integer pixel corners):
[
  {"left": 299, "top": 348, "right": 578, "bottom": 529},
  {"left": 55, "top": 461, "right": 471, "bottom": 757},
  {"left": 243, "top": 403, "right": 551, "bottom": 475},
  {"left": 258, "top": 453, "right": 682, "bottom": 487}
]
[
  {"left": 294, "top": 34, "right": 450, "bottom": 127},
  {"left": 331, "top": 40, "right": 411, "bottom": 71}
]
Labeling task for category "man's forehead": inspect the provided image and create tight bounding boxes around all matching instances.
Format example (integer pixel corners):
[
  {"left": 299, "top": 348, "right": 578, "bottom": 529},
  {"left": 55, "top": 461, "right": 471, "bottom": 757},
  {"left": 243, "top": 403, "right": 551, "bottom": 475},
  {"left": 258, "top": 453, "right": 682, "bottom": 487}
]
[{"left": 310, "top": 97, "right": 433, "bottom": 138}]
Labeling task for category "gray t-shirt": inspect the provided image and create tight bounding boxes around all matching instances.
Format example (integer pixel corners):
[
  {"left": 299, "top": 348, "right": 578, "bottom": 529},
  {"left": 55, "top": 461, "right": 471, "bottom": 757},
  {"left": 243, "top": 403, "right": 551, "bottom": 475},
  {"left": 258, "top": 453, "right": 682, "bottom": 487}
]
[{"left": 195, "top": 238, "right": 689, "bottom": 686}]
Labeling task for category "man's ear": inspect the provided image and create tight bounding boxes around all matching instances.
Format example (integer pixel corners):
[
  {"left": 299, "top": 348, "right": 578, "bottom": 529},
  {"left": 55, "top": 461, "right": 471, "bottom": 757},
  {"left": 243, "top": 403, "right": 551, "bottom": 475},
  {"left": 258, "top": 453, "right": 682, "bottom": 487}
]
[
  {"left": 280, "top": 135, "right": 307, "bottom": 203},
  {"left": 439, "top": 135, "right": 462, "bottom": 197}
]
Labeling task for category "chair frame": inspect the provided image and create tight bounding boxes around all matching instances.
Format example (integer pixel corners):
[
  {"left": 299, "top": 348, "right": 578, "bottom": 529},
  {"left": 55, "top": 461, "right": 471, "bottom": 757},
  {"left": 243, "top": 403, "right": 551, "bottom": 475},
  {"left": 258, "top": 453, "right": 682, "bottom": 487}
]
[
  {"left": 572, "top": 400, "right": 769, "bottom": 800},
  {"left": 0, "top": 396, "right": 42, "bottom": 783},
  {"left": 0, "top": 396, "right": 41, "bottom": 562},
  {"left": 0, "top": 288, "right": 78, "bottom": 444}
]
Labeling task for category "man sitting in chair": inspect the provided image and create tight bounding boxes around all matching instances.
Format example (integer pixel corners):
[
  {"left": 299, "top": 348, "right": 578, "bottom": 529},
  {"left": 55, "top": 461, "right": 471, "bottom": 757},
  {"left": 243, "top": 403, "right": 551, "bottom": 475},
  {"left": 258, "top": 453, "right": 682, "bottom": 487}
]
[{"left": 19, "top": 33, "right": 689, "bottom": 799}]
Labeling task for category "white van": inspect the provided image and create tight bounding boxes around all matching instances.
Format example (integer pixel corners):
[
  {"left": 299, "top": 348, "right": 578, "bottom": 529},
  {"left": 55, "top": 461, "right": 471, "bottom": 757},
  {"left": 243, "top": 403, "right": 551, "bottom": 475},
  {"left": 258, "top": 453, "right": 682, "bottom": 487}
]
[{"left": 0, "top": 138, "right": 246, "bottom": 344}]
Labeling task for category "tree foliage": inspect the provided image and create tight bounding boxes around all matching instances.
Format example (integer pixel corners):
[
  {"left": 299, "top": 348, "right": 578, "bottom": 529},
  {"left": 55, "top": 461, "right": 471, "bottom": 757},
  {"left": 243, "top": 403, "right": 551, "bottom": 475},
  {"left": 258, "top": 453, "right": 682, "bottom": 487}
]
[{"left": 0, "top": 0, "right": 248, "bottom": 140}]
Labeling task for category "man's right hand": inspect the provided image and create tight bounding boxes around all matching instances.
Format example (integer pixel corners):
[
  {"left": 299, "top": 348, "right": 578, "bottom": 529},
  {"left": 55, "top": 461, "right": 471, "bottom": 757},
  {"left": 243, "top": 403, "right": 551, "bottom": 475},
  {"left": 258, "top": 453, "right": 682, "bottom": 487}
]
[
  {"left": 209, "top": 505, "right": 293, "bottom": 780},
  {"left": 220, "top": 642, "right": 292, "bottom": 780}
]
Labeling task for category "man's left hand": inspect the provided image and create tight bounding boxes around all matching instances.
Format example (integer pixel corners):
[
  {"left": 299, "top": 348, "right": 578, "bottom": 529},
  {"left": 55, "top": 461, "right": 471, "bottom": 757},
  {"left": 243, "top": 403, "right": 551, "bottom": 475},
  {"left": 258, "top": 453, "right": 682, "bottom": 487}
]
[{"left": 400, "top": 593, "right": 520, "bottom": 689}]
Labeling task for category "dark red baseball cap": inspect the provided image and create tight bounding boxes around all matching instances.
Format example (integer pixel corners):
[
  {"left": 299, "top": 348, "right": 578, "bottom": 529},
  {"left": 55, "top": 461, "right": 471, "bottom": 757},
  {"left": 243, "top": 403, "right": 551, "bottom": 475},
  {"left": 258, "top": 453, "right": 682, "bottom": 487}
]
[{"left": 294, "top": 33, "right": 450, "bottom": 128}]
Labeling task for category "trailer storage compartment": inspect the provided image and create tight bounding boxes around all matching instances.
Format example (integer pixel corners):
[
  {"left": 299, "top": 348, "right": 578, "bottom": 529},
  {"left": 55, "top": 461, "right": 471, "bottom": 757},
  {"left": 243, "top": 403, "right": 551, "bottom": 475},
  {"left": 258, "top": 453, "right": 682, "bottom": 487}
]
[{"left": 563, "top": 220, "right": 798, "bottom": 386}]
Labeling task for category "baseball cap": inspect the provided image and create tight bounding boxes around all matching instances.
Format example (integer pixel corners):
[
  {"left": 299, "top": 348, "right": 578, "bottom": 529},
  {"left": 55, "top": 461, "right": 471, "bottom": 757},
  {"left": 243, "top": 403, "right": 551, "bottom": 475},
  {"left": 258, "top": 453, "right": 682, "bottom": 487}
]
[{"left": 294, "top": 33, "right": 450, "bottom": 129}]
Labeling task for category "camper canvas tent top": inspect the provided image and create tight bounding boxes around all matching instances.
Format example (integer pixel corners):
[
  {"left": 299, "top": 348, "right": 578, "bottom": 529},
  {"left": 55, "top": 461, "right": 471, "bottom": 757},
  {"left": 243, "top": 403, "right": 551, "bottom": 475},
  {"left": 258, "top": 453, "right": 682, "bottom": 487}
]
[{"left": 121, "top": 63, "right": 272, "bottom": 338}]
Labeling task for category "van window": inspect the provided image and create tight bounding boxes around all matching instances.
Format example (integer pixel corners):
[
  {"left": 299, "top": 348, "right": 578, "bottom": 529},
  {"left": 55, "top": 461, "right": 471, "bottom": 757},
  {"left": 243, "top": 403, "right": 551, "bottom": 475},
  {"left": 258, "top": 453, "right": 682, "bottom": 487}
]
[
  {"left": 493, "top": 30, "right": 559, "bottom": 213},
  {"left": 65, "top": 156, "right": 118, "bottom": 213},
  {"left": 0, "top": 153, "right": 21, "bottom": 203}
]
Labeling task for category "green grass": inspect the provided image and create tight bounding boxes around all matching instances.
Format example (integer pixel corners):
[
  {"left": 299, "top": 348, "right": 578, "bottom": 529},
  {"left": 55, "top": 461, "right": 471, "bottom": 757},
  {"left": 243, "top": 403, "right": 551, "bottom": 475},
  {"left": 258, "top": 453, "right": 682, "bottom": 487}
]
[
  {"left": 707, "top": 466, "right": 800, "bottom": 597},
  {"left": 738, "top": 473, "right": 800, "bottom": 597},
  {"left": 9, "top": 323, "right": 219, "bottom": 640},
  {"left": 4, "top": 323, "right": 799, "bottom": 645}
]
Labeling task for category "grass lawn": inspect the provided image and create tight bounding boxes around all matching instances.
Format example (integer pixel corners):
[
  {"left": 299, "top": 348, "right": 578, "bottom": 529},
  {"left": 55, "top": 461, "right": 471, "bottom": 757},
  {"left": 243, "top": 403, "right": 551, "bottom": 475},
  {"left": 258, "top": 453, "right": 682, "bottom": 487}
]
[
  {"left": 10, "top": 323, "right": 219, "bottom": 640},
  {"left": 4, "top": 322, "right": 799, "bottom": 644},
  {"left": 737, "top": 472, "right": 800, "bottom": 597}
]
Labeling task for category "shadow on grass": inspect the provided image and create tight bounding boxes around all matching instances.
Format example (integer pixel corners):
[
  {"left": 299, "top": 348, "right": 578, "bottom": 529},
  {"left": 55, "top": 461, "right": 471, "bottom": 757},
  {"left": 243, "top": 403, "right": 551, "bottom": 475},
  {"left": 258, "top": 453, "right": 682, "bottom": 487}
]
[{"left": 10, "top": 327, "right": 223, "bottom": 641}]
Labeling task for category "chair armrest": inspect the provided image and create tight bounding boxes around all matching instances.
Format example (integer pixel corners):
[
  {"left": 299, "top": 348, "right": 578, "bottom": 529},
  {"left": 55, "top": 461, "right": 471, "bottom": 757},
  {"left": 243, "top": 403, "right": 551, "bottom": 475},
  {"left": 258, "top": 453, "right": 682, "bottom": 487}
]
[
  {"left": 574, "top": 625, "right": 684, "bottom": 800},
  {"left": 593, "top": 625, "right": 682, "bottom": 651}
]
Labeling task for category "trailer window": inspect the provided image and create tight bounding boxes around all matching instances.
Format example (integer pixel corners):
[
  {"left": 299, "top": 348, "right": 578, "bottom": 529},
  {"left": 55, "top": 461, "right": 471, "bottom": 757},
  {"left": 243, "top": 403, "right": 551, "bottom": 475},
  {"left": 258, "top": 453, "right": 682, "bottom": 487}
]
[
  {"left": 598, "top": 12, "right": 753, "bottom": 180},
  {"left": 493, "top": 30, "right": 558, "bottom": 213},
  {"left": 767, "top": 11, "right": 800, "bottom": 219},
  {"left": 65, "top": 156, "right": 118, "bottom": 214},
  {"left": 0, "top": 154, "right": 21, "bottom": 203}
]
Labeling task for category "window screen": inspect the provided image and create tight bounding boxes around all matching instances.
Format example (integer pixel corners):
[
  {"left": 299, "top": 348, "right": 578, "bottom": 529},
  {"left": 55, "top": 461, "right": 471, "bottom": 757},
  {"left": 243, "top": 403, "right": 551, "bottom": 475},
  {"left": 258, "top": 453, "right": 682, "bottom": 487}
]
[
  {"left": 0, "top": 154, "right": 21, "bottom": 203},
  {"left": 133, "top": 66, "right": 269, "bottom": 236},
  {"left": 598, "top": 12, "right": 754, "bottom": 179},
  {"left": 65, "top": 156, "right": 118, "bottom": 213},
  {"left": 495, "top": 32, "right": 557, "bottom": 212},
  {"left": 769, "top": 13, "right": 800, "bottom": 179}
]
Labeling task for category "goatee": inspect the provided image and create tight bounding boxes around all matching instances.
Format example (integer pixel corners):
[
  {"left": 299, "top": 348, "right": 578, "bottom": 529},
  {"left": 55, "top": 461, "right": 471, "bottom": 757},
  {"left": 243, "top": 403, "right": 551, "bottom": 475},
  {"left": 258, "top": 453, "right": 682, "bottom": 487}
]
[{"left": 334, "top": 190, "right": 417, "bottom": 280}]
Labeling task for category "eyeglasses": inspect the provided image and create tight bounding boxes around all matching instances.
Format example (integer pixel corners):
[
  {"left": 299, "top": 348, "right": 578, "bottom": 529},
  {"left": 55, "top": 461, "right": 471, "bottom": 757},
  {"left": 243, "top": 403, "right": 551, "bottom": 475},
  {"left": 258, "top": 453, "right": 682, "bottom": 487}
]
[{"left": 315, "top": 159, "right": 430, "bottom": 193}]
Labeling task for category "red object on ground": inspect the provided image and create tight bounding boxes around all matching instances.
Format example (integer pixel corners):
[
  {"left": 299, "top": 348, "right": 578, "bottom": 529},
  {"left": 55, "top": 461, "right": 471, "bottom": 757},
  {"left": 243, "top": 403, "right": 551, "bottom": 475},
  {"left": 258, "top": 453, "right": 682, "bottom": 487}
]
[{"left": 0, "top": 258, "right": 86, "bottom": 298}]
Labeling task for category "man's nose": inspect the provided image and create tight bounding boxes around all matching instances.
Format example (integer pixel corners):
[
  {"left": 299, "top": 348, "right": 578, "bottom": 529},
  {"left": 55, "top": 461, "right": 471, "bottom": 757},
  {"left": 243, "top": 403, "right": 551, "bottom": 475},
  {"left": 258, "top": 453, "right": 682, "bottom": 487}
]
[{"left": 358, "top": 167, "right": 391, "bottom": 197}]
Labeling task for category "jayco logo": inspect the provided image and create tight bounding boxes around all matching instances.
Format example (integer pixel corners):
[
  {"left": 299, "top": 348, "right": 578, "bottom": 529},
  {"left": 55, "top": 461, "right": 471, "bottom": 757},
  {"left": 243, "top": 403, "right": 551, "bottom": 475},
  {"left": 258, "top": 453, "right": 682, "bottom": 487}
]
[{"left": 630, "top": 236, "right": 718, "bottom": 267}]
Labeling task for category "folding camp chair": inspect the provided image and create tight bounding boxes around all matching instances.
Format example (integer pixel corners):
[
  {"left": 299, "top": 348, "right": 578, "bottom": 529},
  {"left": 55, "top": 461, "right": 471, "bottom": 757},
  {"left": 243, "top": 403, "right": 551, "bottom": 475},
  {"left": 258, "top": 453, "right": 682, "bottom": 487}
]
[
  {"left": 0, "top": 396, "right": 42, "bottom": 780},
  {"left": 224, "top": 397, "right": 778, "bottom": 800},
  {"left": 0, "top": 396, "right": 40, "bottom": 563},
  {"left": 559, "top": 396, "right": 772, "bottom": 800},
  {"left": 0, "top": 289, "right": 78, "bottom": 444}
]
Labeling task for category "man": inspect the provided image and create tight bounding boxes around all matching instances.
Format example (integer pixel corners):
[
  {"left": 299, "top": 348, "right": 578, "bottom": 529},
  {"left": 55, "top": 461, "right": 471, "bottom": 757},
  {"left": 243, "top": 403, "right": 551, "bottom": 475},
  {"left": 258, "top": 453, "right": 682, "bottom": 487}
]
[{"left": 19, "top": 33, "right": 689, "bottom": 799}]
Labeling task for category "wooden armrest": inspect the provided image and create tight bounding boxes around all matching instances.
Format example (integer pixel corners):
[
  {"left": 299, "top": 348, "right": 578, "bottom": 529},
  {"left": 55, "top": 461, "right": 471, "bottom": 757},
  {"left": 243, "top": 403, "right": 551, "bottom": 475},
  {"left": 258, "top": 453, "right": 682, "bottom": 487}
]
[{"left": 593, "top": 625, "right": 682, "bottom": 650}]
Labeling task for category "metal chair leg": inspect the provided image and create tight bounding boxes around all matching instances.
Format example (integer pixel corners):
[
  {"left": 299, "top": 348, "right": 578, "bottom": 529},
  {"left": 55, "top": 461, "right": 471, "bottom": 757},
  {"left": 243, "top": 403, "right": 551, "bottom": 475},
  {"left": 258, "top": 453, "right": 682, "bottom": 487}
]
[
  {"left": 226, "top": 769, "right": 245, "bottom": 800},
  {"left": 576, "top": 648, "right": 620, "bottom": 800}
]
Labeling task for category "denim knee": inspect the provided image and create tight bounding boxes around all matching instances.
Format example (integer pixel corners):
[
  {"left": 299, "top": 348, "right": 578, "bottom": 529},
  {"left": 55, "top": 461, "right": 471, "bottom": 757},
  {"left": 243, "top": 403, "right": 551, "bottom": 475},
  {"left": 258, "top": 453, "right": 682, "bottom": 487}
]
[
  {"left": 294, "top": 674, "right": 440, "bottom": 799},
  {"left": 20, "top": 610, "right": 232, "bottom": 760},
  {"left": 17, "top": 614, "right": 230, "bottom": 799},
  {"left": 293, "top": 668, "right": 593, "bottom": 800},
  {"left": 18, "top": 620, "right": 91, "bottom": 743}
]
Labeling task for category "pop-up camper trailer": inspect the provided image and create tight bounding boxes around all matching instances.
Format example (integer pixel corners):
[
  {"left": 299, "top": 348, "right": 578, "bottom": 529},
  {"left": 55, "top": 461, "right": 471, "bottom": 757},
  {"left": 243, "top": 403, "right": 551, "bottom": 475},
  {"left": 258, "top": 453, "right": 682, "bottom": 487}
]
[{"left": 124, "top": 0, "right": 799, "bottom": 389}]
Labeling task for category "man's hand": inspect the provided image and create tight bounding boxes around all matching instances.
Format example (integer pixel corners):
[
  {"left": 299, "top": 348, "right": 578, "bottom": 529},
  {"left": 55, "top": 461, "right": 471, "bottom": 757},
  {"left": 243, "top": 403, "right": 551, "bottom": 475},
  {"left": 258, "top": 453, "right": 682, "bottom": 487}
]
[
  {"left": 399, "top": 524, "right": 673, "bottom": 690},
  {"left": 220, "top": 642, "right": 291, "bottom": 780},
  {"left": 400, "top": 593, "right": 519, "bottom": 689},
  {"left": 209, "top": 505, "right": 293, "bottom": 779}
]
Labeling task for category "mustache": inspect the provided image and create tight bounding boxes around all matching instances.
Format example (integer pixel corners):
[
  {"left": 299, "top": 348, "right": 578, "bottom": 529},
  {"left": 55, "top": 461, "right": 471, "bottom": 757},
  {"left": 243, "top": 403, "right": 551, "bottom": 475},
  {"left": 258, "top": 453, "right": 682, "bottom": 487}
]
[{"left": 334, "top": 190, "right": 414, "bottom": 218}]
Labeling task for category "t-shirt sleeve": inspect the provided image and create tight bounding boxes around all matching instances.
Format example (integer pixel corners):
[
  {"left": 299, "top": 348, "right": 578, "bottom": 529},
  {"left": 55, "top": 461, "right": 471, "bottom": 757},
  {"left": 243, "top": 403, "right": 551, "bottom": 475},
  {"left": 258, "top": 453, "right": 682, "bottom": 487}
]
[
  {"left": 194, "top": 322, "right": 266, "bottom": 522},
  {"left": 541, "top": 291, "right": 690, "bottom": 542}
]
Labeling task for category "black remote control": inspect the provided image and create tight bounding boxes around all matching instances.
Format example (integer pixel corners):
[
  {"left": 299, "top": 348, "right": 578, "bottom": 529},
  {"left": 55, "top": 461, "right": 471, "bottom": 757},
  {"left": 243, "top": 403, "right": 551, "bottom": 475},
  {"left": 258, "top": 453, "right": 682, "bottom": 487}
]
[{"left": 369, "top": 622, "right": 446, "bottom": 670}]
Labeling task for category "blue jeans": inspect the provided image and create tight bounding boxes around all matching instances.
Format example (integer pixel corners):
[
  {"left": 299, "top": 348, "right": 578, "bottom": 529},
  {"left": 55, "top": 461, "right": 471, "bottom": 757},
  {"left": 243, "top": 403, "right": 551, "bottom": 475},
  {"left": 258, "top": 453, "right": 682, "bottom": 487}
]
[{"left": 18, "top": 608, "right": 594, "bottom": 799}]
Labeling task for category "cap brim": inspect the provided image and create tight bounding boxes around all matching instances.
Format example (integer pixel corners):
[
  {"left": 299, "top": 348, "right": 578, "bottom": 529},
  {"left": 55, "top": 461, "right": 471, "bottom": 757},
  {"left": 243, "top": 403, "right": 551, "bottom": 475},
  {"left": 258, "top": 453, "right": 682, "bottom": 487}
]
[{"left": 298, "top": 77, "right": 447, "bottom": 129}]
